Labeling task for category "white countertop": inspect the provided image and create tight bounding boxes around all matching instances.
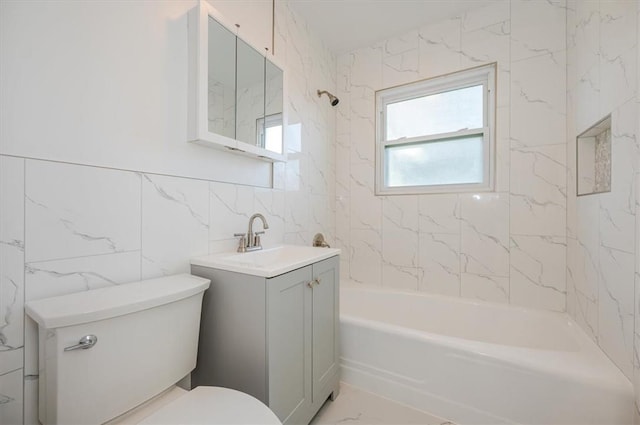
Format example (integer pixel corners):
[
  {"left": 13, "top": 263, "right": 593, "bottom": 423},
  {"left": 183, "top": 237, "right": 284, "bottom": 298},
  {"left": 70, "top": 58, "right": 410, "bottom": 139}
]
[{"left": 191, "top": 245, "right": 340, "bottom": 278}]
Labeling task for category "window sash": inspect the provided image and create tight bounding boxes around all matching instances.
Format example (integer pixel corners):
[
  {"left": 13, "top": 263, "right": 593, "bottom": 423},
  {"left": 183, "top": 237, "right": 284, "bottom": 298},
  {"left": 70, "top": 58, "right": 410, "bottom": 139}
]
[
  {"left": 381, "top": 132, "right": 490, "bottom": 195},
  {"left": 375, "top": 63, "right": 496, "bottom": 195}
]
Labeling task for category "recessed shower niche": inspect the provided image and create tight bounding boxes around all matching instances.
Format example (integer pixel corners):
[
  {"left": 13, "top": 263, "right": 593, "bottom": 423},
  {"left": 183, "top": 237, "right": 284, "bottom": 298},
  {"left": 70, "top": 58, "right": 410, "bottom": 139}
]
[{"left": 577, "top": 115, "right": 612, "bottom": 196}]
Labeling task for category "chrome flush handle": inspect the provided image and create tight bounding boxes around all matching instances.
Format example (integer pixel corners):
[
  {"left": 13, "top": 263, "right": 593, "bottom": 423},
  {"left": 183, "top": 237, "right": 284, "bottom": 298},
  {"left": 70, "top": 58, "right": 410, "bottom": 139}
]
[{"left": 64, "top": 335, "right": 98, "bottom": 351}]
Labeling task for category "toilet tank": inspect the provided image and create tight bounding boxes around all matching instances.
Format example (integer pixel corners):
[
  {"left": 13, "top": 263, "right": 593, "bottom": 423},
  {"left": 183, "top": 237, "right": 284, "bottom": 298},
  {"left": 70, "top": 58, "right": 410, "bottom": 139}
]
[{"left": 25, "top": 274, "right": 210, "bottom": 425}]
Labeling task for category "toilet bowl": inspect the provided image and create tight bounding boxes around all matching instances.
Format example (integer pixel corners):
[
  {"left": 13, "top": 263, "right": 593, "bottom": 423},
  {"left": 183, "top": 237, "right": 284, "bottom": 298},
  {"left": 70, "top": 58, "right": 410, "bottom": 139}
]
[{"left": 25, "top": 274, "right": 281, "bottom": 425}]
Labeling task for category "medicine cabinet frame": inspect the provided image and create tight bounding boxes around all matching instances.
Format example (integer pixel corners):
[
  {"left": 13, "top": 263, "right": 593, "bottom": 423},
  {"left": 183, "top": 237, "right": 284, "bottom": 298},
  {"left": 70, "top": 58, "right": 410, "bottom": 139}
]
[{"left": 187, "top": 0, "right": 287, "bottom": 162}]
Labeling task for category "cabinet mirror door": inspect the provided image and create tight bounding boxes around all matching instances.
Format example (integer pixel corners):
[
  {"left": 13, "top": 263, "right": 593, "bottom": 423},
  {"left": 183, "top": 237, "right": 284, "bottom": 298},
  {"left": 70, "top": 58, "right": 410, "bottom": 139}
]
[
  {"left": 262, "top": 60, "right": 284, "bottom": 154},
  {"left": 236, "top": 39, "right": 265, "bottom": 147},
  {"left": 207, "top": 17, "right": 236, "bottom": 139}
]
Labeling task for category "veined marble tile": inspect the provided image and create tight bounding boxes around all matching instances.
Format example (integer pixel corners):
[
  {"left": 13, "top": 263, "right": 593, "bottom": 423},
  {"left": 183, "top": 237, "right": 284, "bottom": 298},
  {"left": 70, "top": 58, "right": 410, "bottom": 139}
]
[
  {"left": 337, "top": 53, "right": 352, "bottom": 96},
  {"left": 574, "top": 271, "right": 599, "bottom": 341},
  {"left": 284, "top": 154, "right": 307, "bottom": 193},
  {"left": 284, "top": 231, "right": 310, "bottom": 247},
  {"left": 599, "top": 0, "right": 637, "bottom": 60},
  {"left": 511, "top": 52, "right": 566, "bottom": 148},
  {"left": 335, "top": 135, "right": 351, "bottom": 200},
  {"left": 350, "top": 229, "right": 382, "bottom": 286},
  {"left": 284, "top": 190, "right": 310, "bottom": 235},
  {"left": 0, "top": 245, "right": 23, "bottom": 358},
  {"left": 349, "top": 86, "right": 376, "bottom": 164},
  {"left": 382, "top": 264, "right": 419, "bottom": 292},
  {"left": 566, "top": 237, "right": 577, "bottom": 317},
  {"left": 598, "top": 101, "right": 638, "bottom": 254},
  {"left": 382, "top": 196, "right": 418, "bottom": 267},
  {"left": 418, "top": 17, "right": 461, "bottom": 79},
  {"left": 460, "top": 193, "right": 509, "bottom": 277},
  {"left": 0, "top": 156, "right": 24, "bottom": 360},
  {"left": 335, "top": 194, "right": 350, "bottom": 250},
  {"left": 254, "top": 188, "right": 285, "bottom": 248},
  {"left": 310, "top": 194, "right": 331, "bottom": 240},
  {"left": 510, "top": 144, "right": 566, "bottom": 237},
  {"left": 308, "top": 145, "right": 330, "bottom": 197},
  {"left": 382, "top": 48, "right": 419, "bottom": 88},
  {"left": 25, "top": 251, "right": 141, "bottom": 302},
  {"left": 573, "top": 0, "right": 600, "bottom": 76},
  {"left": 418, "top": 233, "right": 460, "bottom": 297},
  {"left": 461, "top": 273, "right": 509, "bottom": 304},
  {"left": 382, "top": 30, "right": 419, "bottom": 57},
  {"left": 575, "top": 65, "right": 601, "bottom": 134},
  {"left": 209, "top": 182, "right": 254, "bottom": 241},
  {"left": 460, "top": 0, "right": 509, "bottom": 33},
  {"left": 599, "top": 195, "right": 635, "bottom": 255},
  {"left": 460, "top": 20, "right": 510, "bottom": 74},
  {"left": 598, "top": 246, "right": 634, "bottom": 379},
  {"left": 575, "top": 194, "right": 600, "bottom": 298},
  {"left": 25, "top": 160, "right": 141, "bottom": 263},
  {"left": 350, "top": 162, "right": 381, "bottom": 231},
  {"left": 350, "top": 45, "right": 382, "bottom": 90},
  {"left": 510, "top": 235, "right": 566, "bottom": 312},
  {"left": 495, "top": 106, "right": 511, "bottom": 193},
  {"left": 418, "top": 194, "right": 460, "bottom": 235},
  {"left": 511, "top": 0, "right": 566, "bottom": 62},
  {"left": 141, "top": 174, "right": 209, "bottom": 279},
  {"left": 0, "top": 368, "right": 23, "bottom": 425},
  {"left": 600, "top": 46, "right": 636, "bottom": 118},
  {"left": 0, "top": 348, "right": 22, "bottom": 376},
  {"left": 208, "top": 239, "right": 239, "bottom": 255}
]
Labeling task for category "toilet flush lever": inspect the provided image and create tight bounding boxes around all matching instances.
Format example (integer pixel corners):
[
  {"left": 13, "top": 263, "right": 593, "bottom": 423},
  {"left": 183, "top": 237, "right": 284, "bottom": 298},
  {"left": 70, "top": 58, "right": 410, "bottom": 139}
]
[{"left": 64, "top": 335, "right": 98, "bottom": 351}]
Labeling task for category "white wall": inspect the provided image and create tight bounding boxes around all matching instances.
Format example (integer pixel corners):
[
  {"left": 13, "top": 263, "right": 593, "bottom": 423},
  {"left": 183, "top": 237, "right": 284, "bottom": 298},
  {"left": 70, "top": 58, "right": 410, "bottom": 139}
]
[
  {"left": 0, "top": 1, "right": 337, "bottom": 423},
  {"left": 0, "top": 0, "right": 272, "bottom": 187},
  {"left": 335, "top": 0, "right": 568, "bottom": 311}
]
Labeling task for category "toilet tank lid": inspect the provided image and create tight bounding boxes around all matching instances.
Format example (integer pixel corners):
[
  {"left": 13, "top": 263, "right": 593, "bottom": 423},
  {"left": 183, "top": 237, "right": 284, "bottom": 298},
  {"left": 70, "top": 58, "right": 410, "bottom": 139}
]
[{"left": 25, "top": 274, "right": 210, "bottom": 329}]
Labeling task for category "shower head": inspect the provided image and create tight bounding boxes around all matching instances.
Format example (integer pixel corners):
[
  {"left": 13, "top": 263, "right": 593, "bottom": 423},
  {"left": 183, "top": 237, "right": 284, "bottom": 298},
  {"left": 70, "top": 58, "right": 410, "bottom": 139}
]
[{"left": 317, "top": 90, "right": 339, "bottom": 106}]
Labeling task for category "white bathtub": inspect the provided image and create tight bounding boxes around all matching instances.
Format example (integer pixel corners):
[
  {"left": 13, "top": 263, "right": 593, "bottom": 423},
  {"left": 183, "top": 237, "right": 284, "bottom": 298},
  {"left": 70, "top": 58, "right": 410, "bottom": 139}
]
[{"left": 340, "top": 283, "right": 633, "bottom": 425}]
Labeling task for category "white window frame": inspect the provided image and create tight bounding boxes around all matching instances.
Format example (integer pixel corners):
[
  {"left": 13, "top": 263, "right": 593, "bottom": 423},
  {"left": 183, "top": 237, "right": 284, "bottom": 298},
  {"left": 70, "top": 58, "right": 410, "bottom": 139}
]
[{"left": 375, "top": 63, "right": 496, "bottom": 195}]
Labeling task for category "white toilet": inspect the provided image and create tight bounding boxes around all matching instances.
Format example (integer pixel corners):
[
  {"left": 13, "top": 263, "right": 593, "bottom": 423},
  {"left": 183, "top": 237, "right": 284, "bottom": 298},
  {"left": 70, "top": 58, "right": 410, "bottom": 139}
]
[{"left": 25, "top": 274, "right": 281, "bottom": 425}]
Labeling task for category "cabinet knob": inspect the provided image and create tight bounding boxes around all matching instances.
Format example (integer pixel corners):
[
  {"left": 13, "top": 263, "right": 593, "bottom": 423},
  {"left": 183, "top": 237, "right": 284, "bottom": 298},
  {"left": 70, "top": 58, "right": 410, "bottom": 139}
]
[
  {"left": 313, "top": 278, "right": 321, "bottom": 285},
  {"left": 307, "top": 281, "right": 314, "bottom": 288}
]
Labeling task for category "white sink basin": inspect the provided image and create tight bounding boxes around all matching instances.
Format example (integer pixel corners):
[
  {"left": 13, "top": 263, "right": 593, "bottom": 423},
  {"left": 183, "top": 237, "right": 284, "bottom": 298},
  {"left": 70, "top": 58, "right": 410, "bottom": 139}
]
[{"left": 191, "top": 245, "right": 340, "bottom": 278}]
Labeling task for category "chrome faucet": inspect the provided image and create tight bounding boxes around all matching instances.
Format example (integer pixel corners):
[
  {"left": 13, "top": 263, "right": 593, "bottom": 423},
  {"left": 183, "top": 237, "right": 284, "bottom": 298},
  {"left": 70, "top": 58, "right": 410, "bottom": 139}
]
[{"left": 234, "top": 213, "right": 270, "bottom": 253}]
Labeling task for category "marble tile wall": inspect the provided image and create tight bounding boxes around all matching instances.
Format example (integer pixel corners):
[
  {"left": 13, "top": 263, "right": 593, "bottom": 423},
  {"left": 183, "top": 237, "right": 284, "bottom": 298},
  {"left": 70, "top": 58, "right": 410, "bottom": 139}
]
[
  {"left": 565, "top": 0, "right": 639, "bottom": 391},
  {"left": 0, "top": 1, "right": 336, "bottom": 423},
  {"left": 335, "top": 0, "right": 568, "bottom": 312}
]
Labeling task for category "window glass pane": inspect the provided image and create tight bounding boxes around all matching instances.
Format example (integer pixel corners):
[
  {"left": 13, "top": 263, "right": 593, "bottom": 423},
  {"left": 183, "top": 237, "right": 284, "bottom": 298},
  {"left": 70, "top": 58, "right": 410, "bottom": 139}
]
[
  {"left": 386, "top": 85, "right": 483, "bottom": 140},
  {"left": 385, "top": 136, "right": 483, "bottom": 187}
]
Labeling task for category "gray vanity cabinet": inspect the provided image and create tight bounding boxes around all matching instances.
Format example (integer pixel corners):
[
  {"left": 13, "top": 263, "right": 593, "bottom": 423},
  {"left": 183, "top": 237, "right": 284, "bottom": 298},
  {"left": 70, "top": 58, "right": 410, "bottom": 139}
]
[{"left": 191, "top": 255, "right": 339, "bottom": 425}]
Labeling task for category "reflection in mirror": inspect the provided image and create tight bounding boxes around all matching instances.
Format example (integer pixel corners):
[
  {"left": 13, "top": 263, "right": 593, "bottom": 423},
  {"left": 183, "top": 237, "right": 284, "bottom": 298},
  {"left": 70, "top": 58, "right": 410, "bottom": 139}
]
[
  {"left": 236, "top": 39, "right": 265, "bottom": 146},
  {"left": 207, "top": 17, "right": 236, "bottom": 138},
  {"left": 263, "top": 60, "right": 283, "bottom": 154}
]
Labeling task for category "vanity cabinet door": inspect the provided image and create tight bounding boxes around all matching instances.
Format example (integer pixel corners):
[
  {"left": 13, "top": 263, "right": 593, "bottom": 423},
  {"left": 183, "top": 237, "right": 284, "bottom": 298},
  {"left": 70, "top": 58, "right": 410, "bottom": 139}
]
[
  {"left": 311, "top": 257, "right": 339, "bottom": 403},
  {"left": 267, "top": 265, "right": 312, "bottom": 424}
]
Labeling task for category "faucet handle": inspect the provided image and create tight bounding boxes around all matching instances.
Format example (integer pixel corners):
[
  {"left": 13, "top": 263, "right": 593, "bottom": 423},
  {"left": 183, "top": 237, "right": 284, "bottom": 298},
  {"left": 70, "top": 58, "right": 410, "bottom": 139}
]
[
  {"left": 234, "top": 233, "right": 247, "bottom": 252},
  {"left": 253, "top": 231, "right": 265, "bottom": 247}
]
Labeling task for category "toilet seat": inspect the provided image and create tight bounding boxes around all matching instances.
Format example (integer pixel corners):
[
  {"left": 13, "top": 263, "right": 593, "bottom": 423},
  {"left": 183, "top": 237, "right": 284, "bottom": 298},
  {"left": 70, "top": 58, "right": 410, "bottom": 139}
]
[{"left": 137, "top": 386, "right": 281, "bottom": 425}]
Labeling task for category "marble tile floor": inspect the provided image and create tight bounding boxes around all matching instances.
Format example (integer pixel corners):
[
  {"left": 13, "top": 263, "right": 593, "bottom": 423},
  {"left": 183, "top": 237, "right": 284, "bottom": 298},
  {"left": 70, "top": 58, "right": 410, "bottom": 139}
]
[{"left": 310, "top": 383, "right": 455, "bottom": 425}]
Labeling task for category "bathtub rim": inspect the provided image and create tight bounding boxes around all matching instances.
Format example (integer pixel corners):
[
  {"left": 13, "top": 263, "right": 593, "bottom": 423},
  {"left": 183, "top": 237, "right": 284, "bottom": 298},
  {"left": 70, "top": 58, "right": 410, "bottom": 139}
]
[{"left": 339, "top": 281, "right": 632, "bottom": 395}]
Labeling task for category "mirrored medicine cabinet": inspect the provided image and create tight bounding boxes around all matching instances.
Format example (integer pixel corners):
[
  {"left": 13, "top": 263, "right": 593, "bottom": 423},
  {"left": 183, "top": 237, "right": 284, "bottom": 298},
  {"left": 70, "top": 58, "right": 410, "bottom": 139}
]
[{"left": 187, "top": 1, "right": 286, "bottom": 162}]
